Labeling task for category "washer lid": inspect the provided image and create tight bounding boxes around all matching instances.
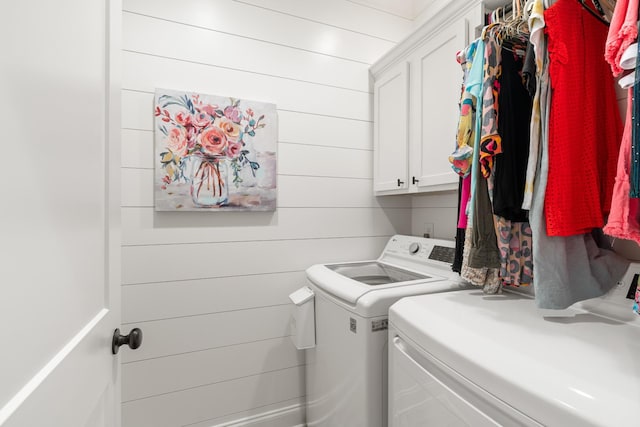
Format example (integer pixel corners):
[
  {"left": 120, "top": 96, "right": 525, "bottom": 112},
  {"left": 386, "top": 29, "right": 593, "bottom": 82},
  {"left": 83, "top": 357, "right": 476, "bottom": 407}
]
[
  {"left": 389, "top": 290, "right": 640, "bottom": 427},
  {"left": 305, "top": 262, "right": 447, "bottom": 306},
  {"left": 326, "top": 261, "right": 430, "bottom": 285}
]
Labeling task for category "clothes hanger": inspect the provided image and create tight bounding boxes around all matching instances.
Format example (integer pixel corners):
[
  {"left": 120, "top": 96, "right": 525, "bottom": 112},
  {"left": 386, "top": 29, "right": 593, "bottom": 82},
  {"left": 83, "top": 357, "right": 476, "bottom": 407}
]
[
  {"left": 499, "top": 0, "right": 529, "bottom": 40},
  {"left": 482, "top": 21, "right": 500, "bottom": 39},
  {"left": 492, "top": 6, "right": 502, "bottom": 24},
  {"left": 591, "top": 0, "right": 606, "bottom": 17},
  {"left": 577, "top": 0, "right": 610, "bottom": 26},
  {"left": 514, "top": 0, "right": 529, "bottom": 34},
  {"left": 596, "top": 0, "right": 616, "bottom": 21},
  {"left": 492, "top": 0, "right": 529, "bottom": 55}
]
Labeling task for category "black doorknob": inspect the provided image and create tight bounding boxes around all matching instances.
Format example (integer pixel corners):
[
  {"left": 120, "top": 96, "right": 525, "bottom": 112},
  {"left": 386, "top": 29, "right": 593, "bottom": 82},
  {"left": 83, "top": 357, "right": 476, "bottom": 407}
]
[{"left": 112, "top": 328, "right": 143, "bottom": 355}]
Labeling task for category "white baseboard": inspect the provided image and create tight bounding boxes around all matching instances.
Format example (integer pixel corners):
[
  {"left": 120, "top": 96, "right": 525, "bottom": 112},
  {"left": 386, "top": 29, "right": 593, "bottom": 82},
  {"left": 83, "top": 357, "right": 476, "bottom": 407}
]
[{"left": 211, "top": 401, "right": 305, "bottom": 427}]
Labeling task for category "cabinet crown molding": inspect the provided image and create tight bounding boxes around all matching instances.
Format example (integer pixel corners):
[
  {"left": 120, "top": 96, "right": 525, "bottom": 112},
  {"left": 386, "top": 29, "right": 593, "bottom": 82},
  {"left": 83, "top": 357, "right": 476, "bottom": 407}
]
[{"left": 370, "top": 0, "right": 483, "bottom": 78}]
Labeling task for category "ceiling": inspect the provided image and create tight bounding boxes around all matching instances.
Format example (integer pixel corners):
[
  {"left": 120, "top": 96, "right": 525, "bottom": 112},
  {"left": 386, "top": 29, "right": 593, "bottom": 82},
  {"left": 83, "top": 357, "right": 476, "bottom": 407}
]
[
  {"left": 348, "top": 0, "right": 510, "bottom": 19},
  {"left": 347, "top": 0, "right": 434, "bottom": 19}
]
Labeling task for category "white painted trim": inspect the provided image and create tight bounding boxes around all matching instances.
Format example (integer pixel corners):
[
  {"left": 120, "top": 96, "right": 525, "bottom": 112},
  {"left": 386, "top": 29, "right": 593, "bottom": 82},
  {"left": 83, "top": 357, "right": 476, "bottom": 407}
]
[
  {"left": 107, "top": 1, "right": 123, "bottom": 426},
  {"left": 107, "top": 0, "right": 123, "bottom": 305},
  {"left": 211, "top": 402, "right": 305, "bottom": 427},
  {"left": 370, "top": 0, "right": 482, "bottom": 77},
  {"left": 0, "top": 309, "right": 109, "bottom": 424}
]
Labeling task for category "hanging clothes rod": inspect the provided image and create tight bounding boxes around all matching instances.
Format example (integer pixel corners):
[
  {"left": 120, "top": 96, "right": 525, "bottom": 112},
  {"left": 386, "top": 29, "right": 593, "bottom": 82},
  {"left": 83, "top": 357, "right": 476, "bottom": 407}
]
[{"left": 493, "top": 1, "right": 608, "bottom": 26}]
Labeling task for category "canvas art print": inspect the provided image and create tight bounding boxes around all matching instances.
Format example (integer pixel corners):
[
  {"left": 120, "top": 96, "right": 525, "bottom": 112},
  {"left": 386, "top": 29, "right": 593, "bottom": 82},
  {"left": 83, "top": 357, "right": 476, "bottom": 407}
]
[{"left": 154, "top": 89, "right": 277, "bottom": 211}]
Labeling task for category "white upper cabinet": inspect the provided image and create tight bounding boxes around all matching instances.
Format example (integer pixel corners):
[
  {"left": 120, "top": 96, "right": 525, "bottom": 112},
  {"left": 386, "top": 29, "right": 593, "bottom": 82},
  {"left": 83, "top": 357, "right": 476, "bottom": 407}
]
[
  {"left": 371, "top": 0, "right": 486, "bottom": 195},
  {"left": 373, "top": 61, "right": 410, "bottom": 192},
  {"left": 412, "top": 18, "right": 468, "bottom": 190}
]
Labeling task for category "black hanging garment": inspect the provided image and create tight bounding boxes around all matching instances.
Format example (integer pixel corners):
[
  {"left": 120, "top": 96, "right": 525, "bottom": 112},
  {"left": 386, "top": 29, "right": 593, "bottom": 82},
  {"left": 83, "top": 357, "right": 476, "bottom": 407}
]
[
  {"left": 492, "top": 44, "right": 533, "bottom": 221},
  {"left": 452, "top": 177, "right": 465, "bottom": 273}
]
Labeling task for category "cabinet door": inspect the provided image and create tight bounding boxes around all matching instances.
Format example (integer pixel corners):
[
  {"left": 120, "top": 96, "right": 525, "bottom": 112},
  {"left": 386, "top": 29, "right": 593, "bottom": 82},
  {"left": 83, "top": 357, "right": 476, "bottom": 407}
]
[
  {"left": 374, "top": 61, "right": 410, "bottom": 193},
  {"left": 413, "top": 18, "right": 468, "bottom": 191}
]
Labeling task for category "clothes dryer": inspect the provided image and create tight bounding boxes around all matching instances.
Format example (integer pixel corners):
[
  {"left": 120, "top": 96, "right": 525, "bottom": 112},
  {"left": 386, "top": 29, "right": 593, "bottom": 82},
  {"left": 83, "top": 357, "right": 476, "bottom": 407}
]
[{"left": 388, "top": 264, "right": 640, "bottom": 426}]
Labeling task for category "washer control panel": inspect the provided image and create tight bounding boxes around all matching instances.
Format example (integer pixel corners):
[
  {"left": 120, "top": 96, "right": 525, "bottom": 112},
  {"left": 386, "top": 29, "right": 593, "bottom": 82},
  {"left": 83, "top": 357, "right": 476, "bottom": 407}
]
[
  {"left": 428, "top": 245, "right": 456, "bottom": 263},
  {"left": 382, "top": 235, "right": 456, "bottom": 266}
]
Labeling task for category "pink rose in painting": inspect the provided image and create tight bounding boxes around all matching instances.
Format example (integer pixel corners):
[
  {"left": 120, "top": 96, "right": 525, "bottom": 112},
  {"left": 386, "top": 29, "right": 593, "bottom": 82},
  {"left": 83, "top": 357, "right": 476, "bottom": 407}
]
[
  {"left": 217, "top": 118, "right": 241, "bottom": 142},
  {"left": 199, "top": 104, "right": 218, "bottom": 117},
  {"left": 199, "top": 126, "right": 228, "bottom": 156},
  {"left": 166, "top": 127, "right": 188, "bottom": 157},
  {"left": 227, "top": 142, "right": 242, "bottom": 158},
  {"left": 175, "top": 111, "right": 192, "bottom": 126},
  {"left": 192, "top": 112, "right": 211, "bottom": 128},
  {"left": 224, "top": 106, "right": 242, "bottom": 123}
]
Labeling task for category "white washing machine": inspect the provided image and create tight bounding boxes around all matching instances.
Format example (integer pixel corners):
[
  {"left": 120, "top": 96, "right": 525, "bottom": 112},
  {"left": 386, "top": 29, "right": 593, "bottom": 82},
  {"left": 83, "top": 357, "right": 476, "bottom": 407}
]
[
  {"left": 388, "top": 264, "right": 640, "bottom": 426},
  {"left": 304, "top": 234, "right": 470, "bottom": 427}
]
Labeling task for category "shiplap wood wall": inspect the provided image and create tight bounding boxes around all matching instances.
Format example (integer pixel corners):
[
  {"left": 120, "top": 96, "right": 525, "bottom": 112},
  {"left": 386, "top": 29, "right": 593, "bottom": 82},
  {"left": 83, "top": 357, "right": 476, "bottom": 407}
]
[
  {"left": 120, "top": 1, "right": 413, "bottom": 426},
  {"left": 411, "top": 191, "right": 458, "bottom": 240}
]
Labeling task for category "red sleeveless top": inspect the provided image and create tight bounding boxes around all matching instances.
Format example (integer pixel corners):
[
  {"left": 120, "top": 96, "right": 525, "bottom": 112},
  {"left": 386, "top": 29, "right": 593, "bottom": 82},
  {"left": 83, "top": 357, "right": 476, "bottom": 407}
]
[{"left": 543, "top": 0, "right": 622, "bottom": 236}]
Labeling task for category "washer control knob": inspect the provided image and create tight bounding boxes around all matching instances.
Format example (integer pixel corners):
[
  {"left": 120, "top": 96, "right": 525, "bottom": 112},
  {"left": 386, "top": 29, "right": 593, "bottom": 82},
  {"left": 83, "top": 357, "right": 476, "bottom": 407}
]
[{"left": 409, "top": 242, "right": 421, "bottom": 254}]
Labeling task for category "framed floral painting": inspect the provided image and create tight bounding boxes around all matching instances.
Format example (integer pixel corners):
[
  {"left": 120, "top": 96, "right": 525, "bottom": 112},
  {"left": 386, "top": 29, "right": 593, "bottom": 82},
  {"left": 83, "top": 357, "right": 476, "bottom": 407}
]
[{"left": 154, "top": 89, "right": 277, "bottom": 211}]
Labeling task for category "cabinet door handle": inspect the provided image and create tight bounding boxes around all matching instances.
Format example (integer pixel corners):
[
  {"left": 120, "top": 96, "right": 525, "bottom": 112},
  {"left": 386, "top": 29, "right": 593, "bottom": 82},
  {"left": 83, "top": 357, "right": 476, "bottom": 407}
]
[
  {"left": 412, "top": 176, "right": 419, "bottom": 184},
  {"left": 397, "top": 179, "right": 404, "bottom": 187}
]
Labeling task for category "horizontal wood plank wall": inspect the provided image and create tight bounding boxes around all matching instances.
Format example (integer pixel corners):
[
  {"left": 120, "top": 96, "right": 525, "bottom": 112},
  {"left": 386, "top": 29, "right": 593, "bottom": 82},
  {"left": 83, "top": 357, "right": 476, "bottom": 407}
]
[
  {"left": 411, "top": 191, "right": 458, "bottom": 240},
  {"left": 120, "top": 1, "right": 412, "bottom": 426}
]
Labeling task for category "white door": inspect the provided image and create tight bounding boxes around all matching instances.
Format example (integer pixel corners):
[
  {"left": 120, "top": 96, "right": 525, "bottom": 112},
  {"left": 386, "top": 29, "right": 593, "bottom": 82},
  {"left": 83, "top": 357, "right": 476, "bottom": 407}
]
[{"left": 0, "top": 1, "right": 126, "bottom": 426}]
